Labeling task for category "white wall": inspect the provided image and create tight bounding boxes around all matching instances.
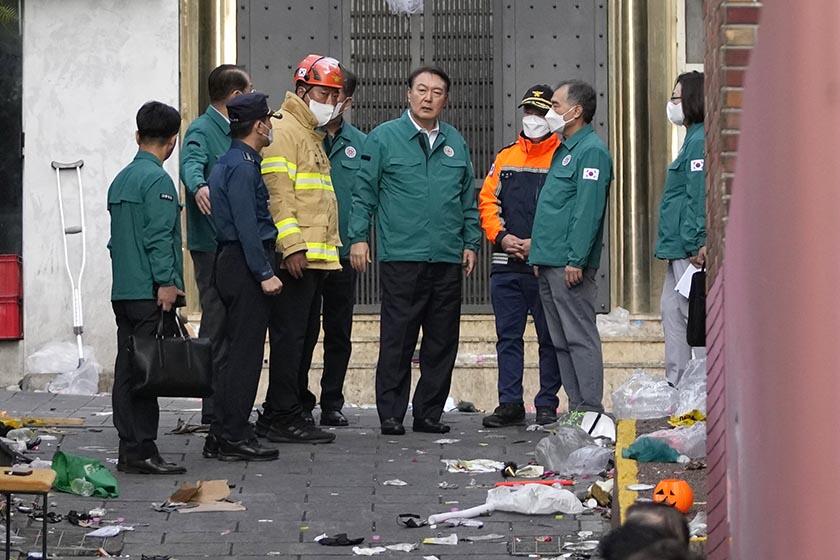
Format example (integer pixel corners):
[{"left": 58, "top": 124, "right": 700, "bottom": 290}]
[{"left": 0, "top": 1, "right": 181, "bottom": 384}]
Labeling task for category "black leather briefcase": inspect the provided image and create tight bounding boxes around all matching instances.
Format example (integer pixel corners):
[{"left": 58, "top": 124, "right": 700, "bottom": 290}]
[
  {"left": 686, "top": 267, "right": 706, "bottom": 347},
  {"left": 129, "top": 311, "right": 213, "bottom": 398}
]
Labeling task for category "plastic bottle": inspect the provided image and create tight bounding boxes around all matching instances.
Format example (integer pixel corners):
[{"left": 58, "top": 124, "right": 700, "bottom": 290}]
[{"left": 70, "top": 478, "right": 95, "bottom": 497}]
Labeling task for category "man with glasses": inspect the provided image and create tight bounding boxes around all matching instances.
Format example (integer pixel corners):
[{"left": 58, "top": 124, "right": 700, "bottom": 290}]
[
  {"left": 255, "top": 54, "right": 343, "bottom": 444},
  {"left": 349, "top": 66, "right": 481, "bottom": 436}
]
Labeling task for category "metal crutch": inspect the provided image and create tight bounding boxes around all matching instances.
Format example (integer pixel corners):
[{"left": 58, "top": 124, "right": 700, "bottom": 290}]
[{"left": 51, "top": 160, "right": 87, "bottom": 367}]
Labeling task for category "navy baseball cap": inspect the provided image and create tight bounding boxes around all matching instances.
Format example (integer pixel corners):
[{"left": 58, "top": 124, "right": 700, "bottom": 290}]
[{"left": 227, "top": 92, "right": 274, "bottom": 122}]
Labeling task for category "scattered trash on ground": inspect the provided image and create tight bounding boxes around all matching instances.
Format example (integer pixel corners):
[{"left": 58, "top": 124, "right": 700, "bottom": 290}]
[
  {"left": 352, "top": 545, "right": 386, "bottom": 555},
  {"left": 462, "top": 533, "right": 506, "bottom": 542},
  {"left": 382, "top": 479, "right": 408, "bottom": 486},
  {"left": 612, "top": 370, "right": 679, "bottom": 419},
  {"left": 315, "top": 533, "right": 365, "bottom": 546},
  {"left": 385, "top": 543, "right": 418, "bottom": 552},
  {"left": 596, "top": 307, "right": 641, "bottom": 336},
  {"left": 438, "top": 481, "right": 458, "bottom": 490},
  {"left": 502, "top": 463, "right": 544, "bottom": 479},
  {"left": 444, "top": 518, "right": 483, "bottom": 528},
  {"left": 441, "top": 459, "right": 505, "bottom": 473},
  {"left": 167, "top": 418, "right": 210, "bottom": 434},
  {"left": 588, "top": 479, "right": 614, "bottom": 507},
  {"left": 689, "top": 511, "right": 707, "bottom": 537},
  {"left": 422, "top": 533, "right": 458, "bottom": 545},
  {"left": 152, "top": 480, "right": 245, "bottom": 513},
  {"left": 644, "top": 422, "right": 706, "bottom": 458},
  {"left": 535, "top": 426, "right": 613, "bottom": 477},
  {"left": 626, "top": 483, "right": 655, "bottom": 491},
  {"left": 676, "top": 358, "right": 707, "bottom": 415},
  {"left": 668, "top": 410, "right": 706, "bottom": 427},
  {"left": 622, "top": 436, "right": 689, "bottom": 463},
  {"left": 396, "top": 513, "right": 428, "bottom": 528},
  {"left": 51, "top": 451, "right": 119, "bottom": 498},
  {"left": 85, "top": 525, "right": 133, "bottom": 538},
  {"left": 433, "top": 438, "right": 460, "bottom": 445}
]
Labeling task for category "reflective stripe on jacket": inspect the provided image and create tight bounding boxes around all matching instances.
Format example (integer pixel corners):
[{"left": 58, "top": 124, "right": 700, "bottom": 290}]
[
  {"left": 261, "top": 92, "right": 341, "bottom": 270},
  {"left": 479, "top": 133, "right": 560, "bottom": 274}
]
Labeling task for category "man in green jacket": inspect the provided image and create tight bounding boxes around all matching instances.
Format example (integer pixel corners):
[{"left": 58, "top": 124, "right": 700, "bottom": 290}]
[
  {"left": 349, "top": 66, "right": 481, "bottom": 436},
  {"left": 108, "top": 101, "right": 186, "bottom": 475},
  {"left": 180, "top": 64, "right": 251, "bottom": 427},
  {"left": 530, "top": 80, "right": 614, "bottom": 413},
  {"left": 308, "top": 66, "right": 367, "bottom": 427}
]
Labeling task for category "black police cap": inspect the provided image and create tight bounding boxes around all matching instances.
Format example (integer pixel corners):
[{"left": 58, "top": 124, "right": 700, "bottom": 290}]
[
  {"left": 227, "top": 92, "right": 274, "bottom": 123},
  {"left": 518, "top": 84, "right": 554, "bottom": 111}
]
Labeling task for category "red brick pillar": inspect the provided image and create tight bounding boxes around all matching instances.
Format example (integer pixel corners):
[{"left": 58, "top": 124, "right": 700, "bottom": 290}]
[{"left": 704, "top": 2, "right": 761, "bottom": 559}]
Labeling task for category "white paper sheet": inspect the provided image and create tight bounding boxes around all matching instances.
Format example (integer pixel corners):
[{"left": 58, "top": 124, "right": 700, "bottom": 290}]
[{"left": 675, "top": 264, "right": 701, "bottom": 298}]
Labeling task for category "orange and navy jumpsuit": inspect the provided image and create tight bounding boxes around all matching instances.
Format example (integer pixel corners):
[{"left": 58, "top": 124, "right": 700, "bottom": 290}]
[{"left": 478, "top": 132, "right": 563, "bottom": 408}]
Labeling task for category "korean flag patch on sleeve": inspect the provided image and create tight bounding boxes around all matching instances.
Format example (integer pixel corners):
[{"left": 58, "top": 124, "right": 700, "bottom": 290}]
[
  {"left": 582, "top": 168, "right": 600, "bottom": 181},
  {"left": 690, "top": 159, "right": 705, "bottom": 172}
]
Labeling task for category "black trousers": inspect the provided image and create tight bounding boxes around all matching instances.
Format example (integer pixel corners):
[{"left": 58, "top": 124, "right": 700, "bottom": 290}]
[
  {"left": 213, "top": 243, "right": 273, "bottom": 441},
  {"left": 264, "top": 264, "right": 326, "bottom": 425},
  {"left": 112, "top": 300, "right": 171, "bottom": 461},
  {"left": 191, "top": 250, "right": 228, "bottom": 425},
  {"left": 376, "top": 262, "right": 462, "bottom": 422},
  {"left": 315, "top": 260, "right": 356, "bottom": 412}
]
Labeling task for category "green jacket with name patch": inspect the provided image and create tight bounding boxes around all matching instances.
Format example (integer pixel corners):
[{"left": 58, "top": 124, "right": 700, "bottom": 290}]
[
  {"left": 180, "top": 106, "right": 231, "bottom": 252},
  {"left": 324, "top": 121, "right": 367, "bottom": 258},
  {"left": 529, "top": 124, "right": 613, "bottom": 269},
  {"left": 348, "top": 111, "right": 480, "bottom": 264},
  {"left": 108, "top": 151, "right": 184, "bottom": 301},
  {"left": 655, "top": 123, "right": 706, "bottom": 259}
]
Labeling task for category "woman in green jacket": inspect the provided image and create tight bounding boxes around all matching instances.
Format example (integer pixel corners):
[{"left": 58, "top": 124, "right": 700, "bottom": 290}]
[{"left": 655, "top": 71, "right": 706, "bottom": 385}]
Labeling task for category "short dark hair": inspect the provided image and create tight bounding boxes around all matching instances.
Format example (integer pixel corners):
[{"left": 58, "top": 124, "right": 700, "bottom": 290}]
[
  {"left": 229, "top": 117, "right": 267, "bottom": 140},
  {"left": 557, "top": 79, "right": 597, "bottom": 123},
  {"left": 341, "top": 65, "right": 359, "bottom": 97},
  {"left": 627, "top": 539, "right": 692, "bottom": 560},
  {"left": 208, "top": 64, "right": 250, "bottom": 103},
  {"left": 407, "top": 65, "right": 451, "bottom": 93},
  {"left": 626, "top": 503, "right": 690, "bottom": 544},
  {"left": 598, "top": 524, "right": 673, "bottom": 560},
  {"left": 136, "top": 101, "right": 181, "bottom": 144},
  {"left": 676, "top": 71, "right": 704, "bottom": 125}
]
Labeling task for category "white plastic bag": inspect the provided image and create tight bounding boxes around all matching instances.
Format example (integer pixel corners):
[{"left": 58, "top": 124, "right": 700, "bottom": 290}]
[
  {"left": 385, "top": 0, "right": 423, "bottom": 14},
  {"left": 48, "top": 359, "right": 101, "bottom": 395},
  {"left": 597, "top": 307, "right": 639, "bottom": 336},
  {"left": 535, "top": 426, "right": 611, "bottom": 476},
  {"left": 26, "top": 342, "right": 94, "bottom": 374},
  {"left": 486, "top": 484, "right": 584, "bottom": 515},
  {"left": 676, "top": 357, "right": 707, "bottom": 415},
  {"left": 645, "top": 422, "right": 706, "bottom": 458},
  {"left": 611, "top": 370, "right": 679, "bottom": 419}
]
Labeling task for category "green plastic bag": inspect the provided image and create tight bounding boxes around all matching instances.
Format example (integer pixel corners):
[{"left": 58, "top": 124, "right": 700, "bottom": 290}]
[
  {"left": 51, "top": 451, "right": 119, "bottom": 498},
  {"left": 621, "top": 436, "right": 681, "bottom": 463}
]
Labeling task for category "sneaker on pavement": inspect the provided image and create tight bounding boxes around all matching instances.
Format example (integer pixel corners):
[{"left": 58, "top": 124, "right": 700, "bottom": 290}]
[
  {"left": 482, "top": 403, "right": 526, "bottom": 428},
  {"left": 535, "top": 406, "right": 558, "bottom": 425},
  {"left": 267, "top": 419, "right": 336, "bottom": 444}
]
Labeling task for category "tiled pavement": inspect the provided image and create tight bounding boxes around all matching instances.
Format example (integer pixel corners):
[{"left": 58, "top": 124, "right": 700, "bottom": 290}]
[{"left": 1, "top": 390, "right": 609, "bottom": 558}]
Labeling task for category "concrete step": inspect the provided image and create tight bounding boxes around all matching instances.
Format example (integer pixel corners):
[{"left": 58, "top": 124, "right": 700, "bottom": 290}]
[{"left": 254, "top": 363, "right": 666, "bottom": 413}]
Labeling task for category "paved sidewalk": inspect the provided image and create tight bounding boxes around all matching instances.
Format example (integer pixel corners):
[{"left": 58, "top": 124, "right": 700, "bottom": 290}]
[{"left": 1, "top": 390, "right": 609, "bottom": 558}]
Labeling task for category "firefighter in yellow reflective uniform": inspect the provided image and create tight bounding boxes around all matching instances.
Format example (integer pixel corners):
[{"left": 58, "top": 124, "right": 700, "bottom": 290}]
[{"left": 256, "top": 54, "right": 343, "bottom": 444}]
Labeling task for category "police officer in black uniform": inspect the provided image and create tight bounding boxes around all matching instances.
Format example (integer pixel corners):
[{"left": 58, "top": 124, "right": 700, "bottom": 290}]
[{"left": 207, "top": 92, "right": 283, "bottom": 461}]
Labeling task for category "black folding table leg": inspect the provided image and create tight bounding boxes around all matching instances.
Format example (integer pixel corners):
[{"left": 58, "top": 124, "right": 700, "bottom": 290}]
[
  {"left": 42, "top": 493, "right": 47, "bottom": 560},
  {"left": 5, "top": 492, "right": 10, "bottom": 560}
]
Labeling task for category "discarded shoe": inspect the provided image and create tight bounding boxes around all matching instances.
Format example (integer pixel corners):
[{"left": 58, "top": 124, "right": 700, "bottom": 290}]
[
  {"left": 482, "top": 403, "right": 525, "bottom": 428},
  {"left": 320, "top": 410, "right": 348, "bottom": 427},
  {"left": 396, "top": 513, "right": 428, "bottom": 528},
  {"left": 317, "top": 533, "right": 365, "bottom": 546},
  {"left": 267, "top": 419, "right": 335, "bottom": 444},
  {"left": 412, "top": 418, "right": 450, "bottom": 434},
  {"left": 218, "top": 437, "right": 279, "bottom": 461},
  {"left": 380, "top": 418, "right": 405, "bottom": 436}
]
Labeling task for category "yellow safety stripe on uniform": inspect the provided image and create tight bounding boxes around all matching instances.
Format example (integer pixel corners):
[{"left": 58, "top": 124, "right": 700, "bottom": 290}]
[
  {"left": 294, "top": 172, "right": 335, "bottom": 191},
  {"left": 261, "top": 156, "right": 298, "bottom": 180},
  {"left": 275, "top": 218, "right": 302, "bottom": 239},
  {"left": 305, "top": 243, "right": 339, "bottom": 261}
]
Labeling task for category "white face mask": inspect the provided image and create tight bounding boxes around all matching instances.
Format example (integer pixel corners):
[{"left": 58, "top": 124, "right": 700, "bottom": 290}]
[
  {"left": 258, "top": 121, "right": 273, "bottom": 145},
  {"left": 666, "top": 100, "right": 685, "bottom": 125},
  {"left": 521, "top": 115, "right": 551, "bottom": 139},
  {"left": 309, "top": 99, "right": 336, "bottom": 127},
  {"left": 544, "top": 106, "right": 577, "bottom": 134}
]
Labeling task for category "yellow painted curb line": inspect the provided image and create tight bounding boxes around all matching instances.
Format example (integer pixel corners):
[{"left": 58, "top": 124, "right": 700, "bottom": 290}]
[{"left": 616, "top": 419, "right": 638, "bottom": 523}]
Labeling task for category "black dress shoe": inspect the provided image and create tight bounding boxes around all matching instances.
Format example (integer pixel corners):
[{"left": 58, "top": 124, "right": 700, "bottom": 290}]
[
  {"left": 117, "top": 457, "right": 186, "bottom": 475},
  {"left": 320, "top": 410, "right": 349, "bottom": 427},
  {"left": 218, "top": 437, "right": 279, "bottom": 462},
  {"left": 535, "top": 406, "right": 558, "bottom": 426},
  {"left": 482, "top": 403, "right": 526, "bottom": 428},
  {"left": 380, "top": 417, "right": 405, "bottom": 436},
  {"left": 412, "top": 418, "right": 450, "bottom": 434},
  {"left": 202, "top": 434, "right": 220, "bottom": 459}
]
